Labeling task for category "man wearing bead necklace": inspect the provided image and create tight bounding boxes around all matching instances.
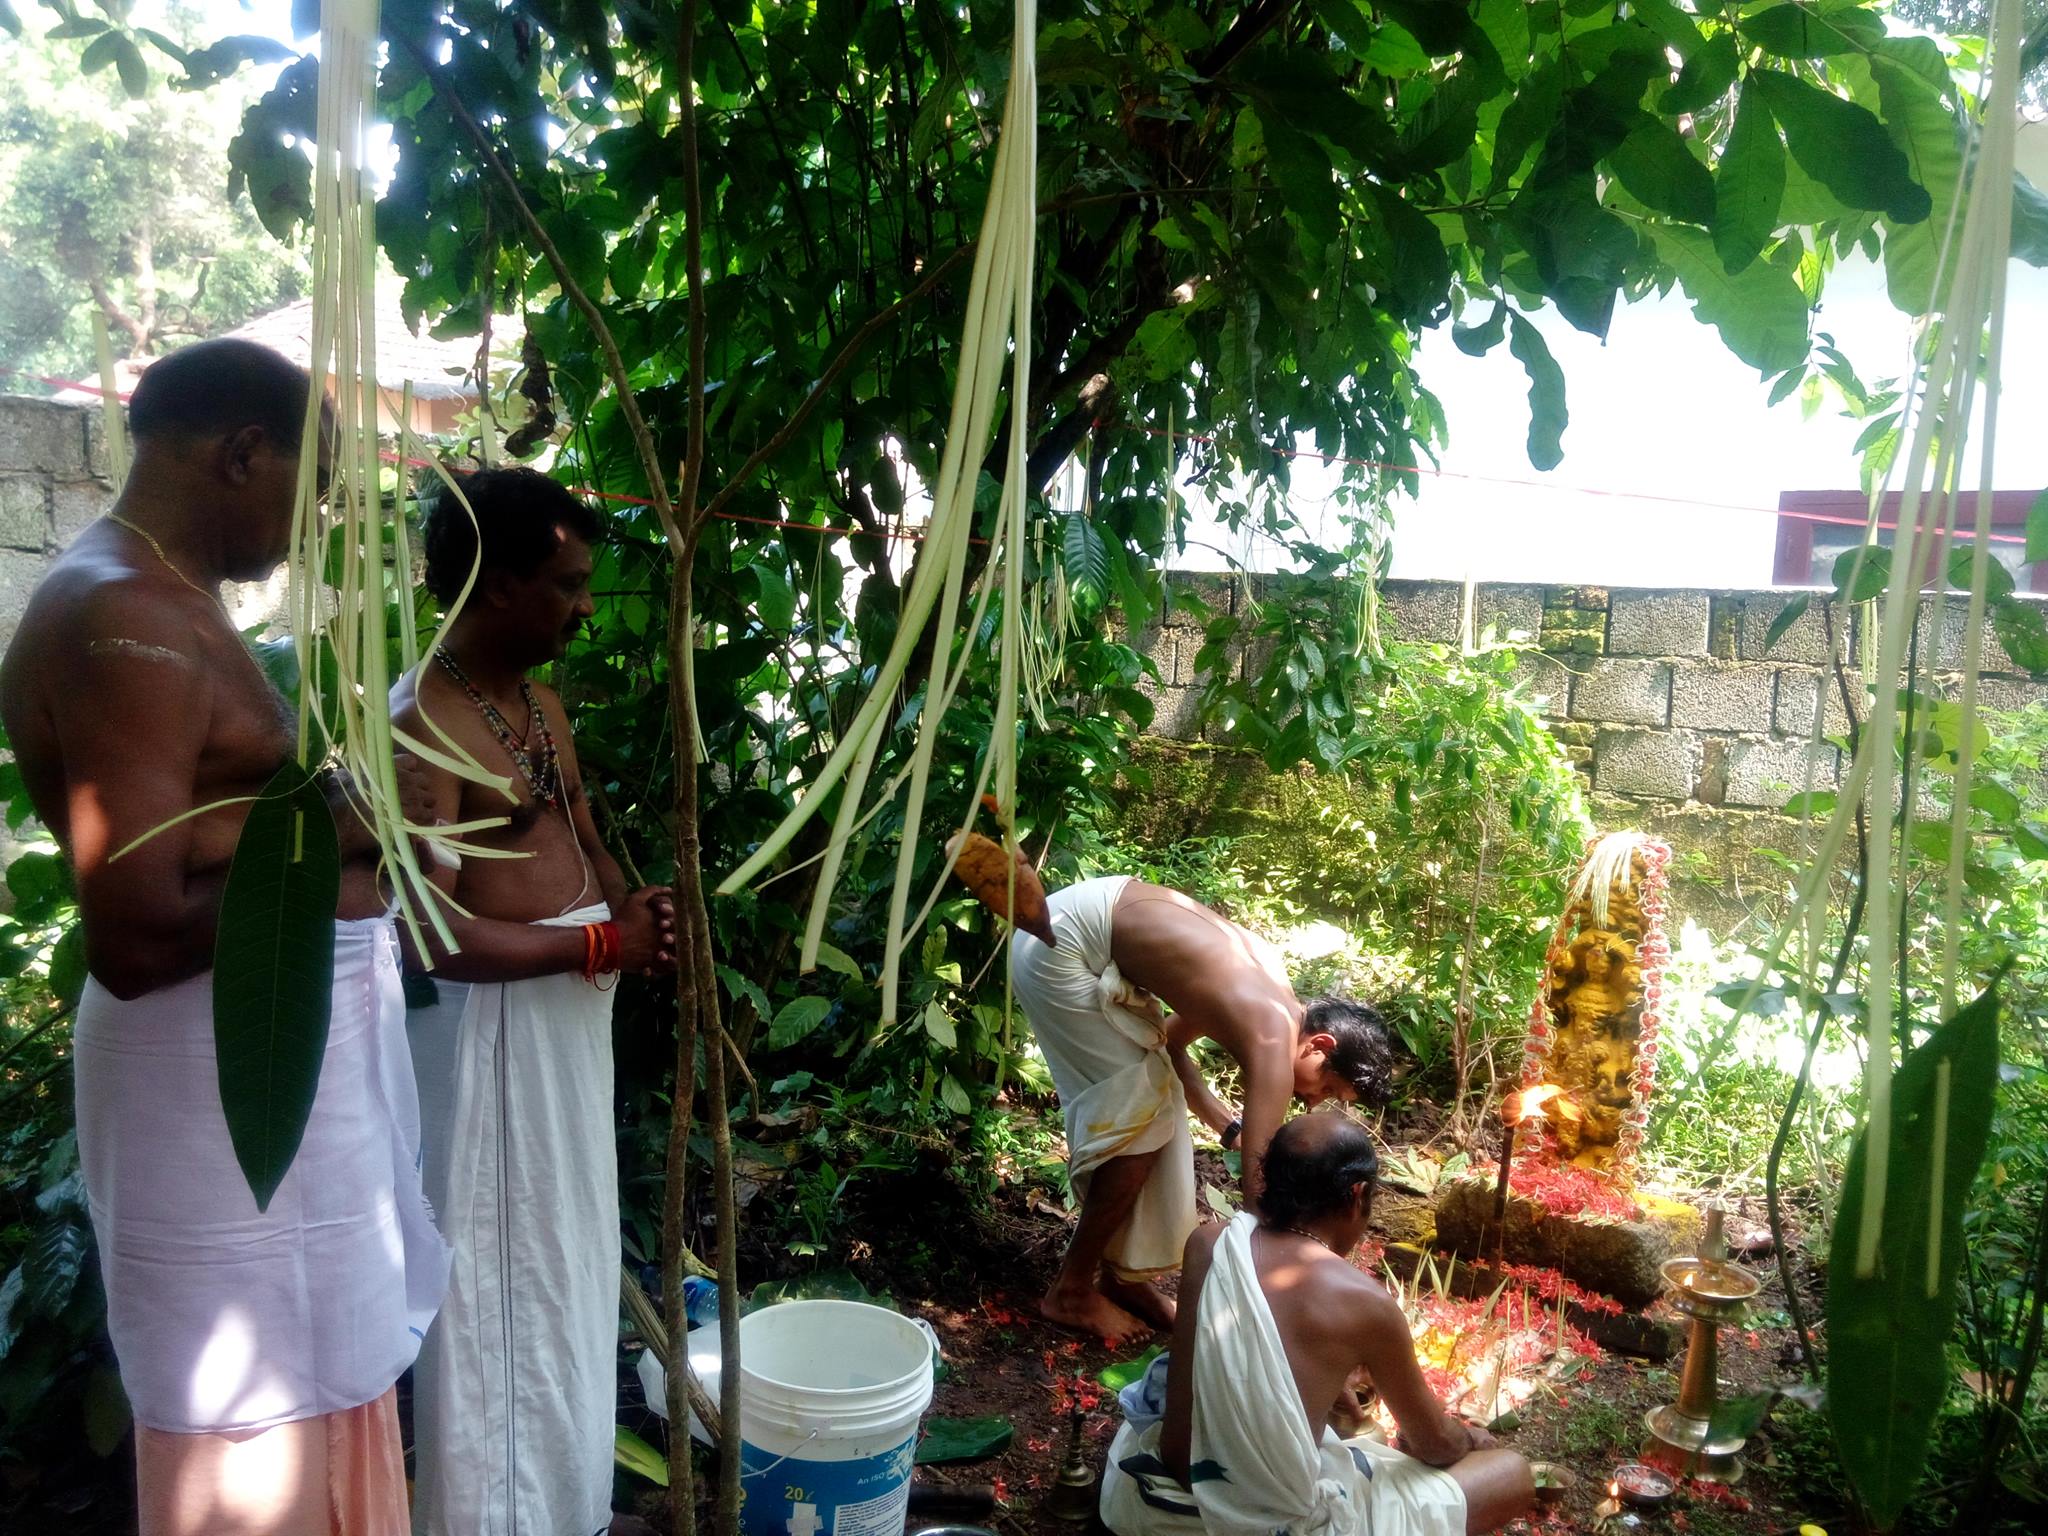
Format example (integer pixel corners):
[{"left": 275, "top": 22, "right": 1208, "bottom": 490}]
[{"left": 390, "top": 466, "right": 676, "bottom": 1536}]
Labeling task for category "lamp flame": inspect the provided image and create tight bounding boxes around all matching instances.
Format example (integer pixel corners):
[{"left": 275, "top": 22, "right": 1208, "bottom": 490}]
[{"left": 1504, "top": 1083, "right": 1569, "bottom": 1124}]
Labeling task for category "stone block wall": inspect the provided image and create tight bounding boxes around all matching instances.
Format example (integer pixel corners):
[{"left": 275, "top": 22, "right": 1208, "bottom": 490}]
[
  {"left": 0, "top": 397, "right": 115, "bottom": 655},
  {"left": 1130, "top": 575, "right": 2048, "bottom": 926},
  {"left": 1134, "top": 574, "right": 2047, "bottom": 813}
]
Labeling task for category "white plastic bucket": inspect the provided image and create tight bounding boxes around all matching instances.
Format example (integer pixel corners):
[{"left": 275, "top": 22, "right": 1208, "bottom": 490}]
[{"left": 736, "top": 1300, "right": 937, "bottom": 1536}]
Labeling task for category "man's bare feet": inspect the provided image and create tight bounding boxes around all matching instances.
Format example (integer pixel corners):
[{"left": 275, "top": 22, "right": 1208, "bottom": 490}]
[
  {"left": 1041, "top": 1281, "right": 1150, "bottom": 1345},
  {"left": 1102, "top": 1272, "right": 1176, "bottom": 1331}
]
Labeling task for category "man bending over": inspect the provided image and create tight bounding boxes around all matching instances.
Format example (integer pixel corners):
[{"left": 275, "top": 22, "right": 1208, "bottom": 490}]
[
  {"left": 1101, "top": 1114, "right": 1533, "bottom": 1536},
  {"left": 1010, "top": 875, "right": 1394, "bottom": 1341},
  {"left": 393, "top": 468, "right": 675, "bottom": 1536}
]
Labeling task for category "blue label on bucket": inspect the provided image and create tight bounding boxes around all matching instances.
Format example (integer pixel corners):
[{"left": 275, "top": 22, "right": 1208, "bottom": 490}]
[{"left": 739, "top": 1434, "right": 918, "bottom": 1536}]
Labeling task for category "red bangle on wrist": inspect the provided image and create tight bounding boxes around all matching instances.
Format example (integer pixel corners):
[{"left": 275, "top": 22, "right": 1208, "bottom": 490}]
[{"left": 582, "top": 920, "right": 623, "bottom": 983}]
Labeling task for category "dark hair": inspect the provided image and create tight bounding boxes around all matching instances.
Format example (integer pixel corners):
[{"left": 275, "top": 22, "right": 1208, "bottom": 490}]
[
  {"left": 1303, "top": 996, "right": 1396, "bottom": 1108},
  {"left": 127, "top": 338, "right": 315, "bottom": 447},
  {"left": 421, "top": 467, "right": 605, "bottom": 603},
  {"left": 1262, "top": 1113, "right": 1379, "bottom": 1228}
]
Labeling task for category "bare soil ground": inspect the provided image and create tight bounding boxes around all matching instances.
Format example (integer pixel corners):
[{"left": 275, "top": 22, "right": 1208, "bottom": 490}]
[{"left": 624, "top": 1157, "right": 1845, "bottom": 1536}]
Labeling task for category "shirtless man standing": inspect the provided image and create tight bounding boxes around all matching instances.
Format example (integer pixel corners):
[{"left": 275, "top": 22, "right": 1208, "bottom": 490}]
[
  {"left": 0, "top": 338, "right": 448, "bottom": 1531},
  {"left": 1010, "top": 875, "right": 1394, "bottom": 1341},
  {"left": 392, "top": 466, "right": 675, "bottom": 1536},
  {"left": 1101, "top": 1114, "right": 1533, "bottom": 1536}
]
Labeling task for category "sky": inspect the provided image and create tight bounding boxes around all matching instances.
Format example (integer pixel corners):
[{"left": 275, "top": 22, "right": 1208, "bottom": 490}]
[
  {"left": 112, "top": 4, "right": 2048, "bottom": 593},
  {"left": 1169, "top": 145, "right": 2048, "bottom": 589}
]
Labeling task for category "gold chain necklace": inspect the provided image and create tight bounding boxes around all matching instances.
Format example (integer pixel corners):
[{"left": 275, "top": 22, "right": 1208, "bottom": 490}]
[
  {"left": 106, "top": 513, "right": 221, "bottom": 605},
  {"left": 1271, "top": 1222, "right": 1336, "bottom": 1254}
]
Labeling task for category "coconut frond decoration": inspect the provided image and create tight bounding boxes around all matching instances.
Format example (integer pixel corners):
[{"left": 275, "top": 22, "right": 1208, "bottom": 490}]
[
  {"left": 212, "top": 0, "right": 509, "bottom": 1207},
  {"left": 716, "top": 0, "right": 1042, "bottom": 1025}
]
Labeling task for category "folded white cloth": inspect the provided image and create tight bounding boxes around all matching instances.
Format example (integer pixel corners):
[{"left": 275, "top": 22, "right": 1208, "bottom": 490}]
[
  {"left": 73, "top": 916, "right": 449, "bottom": 1434},
  {"left": 1010, "top": 875, "right": 1195, "bottom": 1278},
  {"left": 403, "top": 909, "right": 618, "bottom": 1536},
  {"left": 1100, "top": 1213, "right": 1465, "bottom": 1536},
  {"left": 407, "top": 903, "right": 622, "bottom": 1536}
]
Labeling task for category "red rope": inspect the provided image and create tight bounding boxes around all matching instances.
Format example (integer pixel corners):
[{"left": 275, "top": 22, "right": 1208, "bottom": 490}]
[{"left": 4, "top": 362, "right": 2026, "bottom": 546}]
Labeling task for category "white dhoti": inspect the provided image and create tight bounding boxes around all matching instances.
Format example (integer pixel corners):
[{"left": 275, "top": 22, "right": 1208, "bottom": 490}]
[
  {"left": 73, "top": 916, "right": 449, "bottom": 1435},
  {"left": 407, "top": 903, "right": 621, "bottom": 1536},
  {"left": 1009, "top": 875, "right": 1194, "bottom": 1278},
  {"left": 1100, "top": 1213, "right": 1466, "bottom": 1536}
]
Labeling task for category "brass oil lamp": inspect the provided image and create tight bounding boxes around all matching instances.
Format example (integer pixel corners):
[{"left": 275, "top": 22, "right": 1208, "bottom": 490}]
[{"left": 1642, "top": 1207, "right": 1761, "bottom": 1483}]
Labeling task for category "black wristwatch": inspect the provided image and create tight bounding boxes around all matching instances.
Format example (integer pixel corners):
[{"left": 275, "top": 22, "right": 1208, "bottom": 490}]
[{"left": 1221, "top": 1118, "right": 1243, "bottom": 1151}]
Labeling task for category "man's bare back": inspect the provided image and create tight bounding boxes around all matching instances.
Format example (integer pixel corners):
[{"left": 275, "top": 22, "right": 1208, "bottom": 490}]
[
  {"left": 1157, "top": 1118, "right": 1532, "bottom": 1536},
  {"left": 1, "top": 528, "right": 384, "bottom": 996},
  {"left": 1109, "top": 882, "right": 1303, "bottom": 1058}
]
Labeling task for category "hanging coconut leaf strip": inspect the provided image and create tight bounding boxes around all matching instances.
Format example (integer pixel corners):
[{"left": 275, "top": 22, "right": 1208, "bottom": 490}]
[
  {"left": 719, "top": 1, "right": 1043, "bottom": 1026},
  {"left": 213, "top": 761, "right": 341, "bottom": 1211}
]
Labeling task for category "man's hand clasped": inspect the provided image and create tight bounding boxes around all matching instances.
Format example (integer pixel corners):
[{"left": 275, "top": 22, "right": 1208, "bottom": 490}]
[{"left": 616, "top": 885, "right": 677, "bottom": 976}]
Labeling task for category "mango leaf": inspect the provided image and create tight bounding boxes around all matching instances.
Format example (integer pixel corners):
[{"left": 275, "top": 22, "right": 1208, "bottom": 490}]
[
  {"left": 767, "top": 995, "right": 833, "bottom": 1050},
  {"left": 1831, "top": 546, "right": 1892, "bottom": 603},
  {"left": 214, "top": 761, "right": 339, "bottom": 1212},
  {"left": 83, "top": 1365, "right": 130, "bottom": 1458},
  {"left": 1507, "top": 311, "right": 1567, "bottom": 471},
  {"left": 1990, "top": 595, "right": 2048, "bottom": 678},
  {"left": 1608, "top": 117, "right": 1714, "bottom": 226},
  {"left": 1100, "top": 1343, "right": 1165, "bottom": 1391},
  {"left": 1751, "top": 71, "right": 1931, "bottom": 224},
  {"left": 2027, "top": 489, "right": 2048, "bottom": 565},
  {"left": 1828, "top": 984, "right": 2001, "bottom": 1530},
  {"left": 1652, "top": 225, "right": 1811, "bottom": 375},
  {"left": 915, "top": 1414, "right": 1014, "bottom": 1464},
  {"left": 615, "top": 1425, "right": 669, "bottom": 1486},
  {"left": 1714, "top": 82, "right": 1785, "bottom": 275},
  {"left": 1452, "top": 300, "right": 1507, "bottom": 356},
  {"left": 1745, "top": 3, "right": 1883, "bottom": 58},
  {"left": 1661, "top": 30, "right": 1738, "bottom": 113}
]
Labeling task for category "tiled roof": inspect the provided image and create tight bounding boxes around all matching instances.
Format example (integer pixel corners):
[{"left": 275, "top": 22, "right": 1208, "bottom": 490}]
[{"left": 221, "top": 294, "right": 522, "bottom": 401}]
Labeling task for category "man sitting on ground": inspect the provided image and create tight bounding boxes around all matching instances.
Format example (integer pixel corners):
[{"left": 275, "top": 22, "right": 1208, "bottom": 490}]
[
  {"left": 1101, "top": 1114, "right": 1533, "bottom": 1536},
  {"left": 1010, "top": 875, "right": 1394, "bottom": 1341}
]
